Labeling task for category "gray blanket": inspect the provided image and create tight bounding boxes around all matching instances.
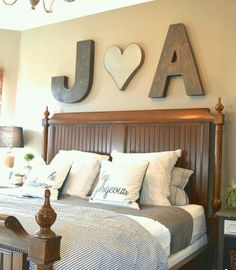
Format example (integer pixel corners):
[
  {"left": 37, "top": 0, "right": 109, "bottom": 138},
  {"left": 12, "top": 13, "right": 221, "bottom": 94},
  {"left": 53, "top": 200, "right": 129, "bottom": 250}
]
[{"left": 0, "top": 194, "right": 168, "bottom": 270}]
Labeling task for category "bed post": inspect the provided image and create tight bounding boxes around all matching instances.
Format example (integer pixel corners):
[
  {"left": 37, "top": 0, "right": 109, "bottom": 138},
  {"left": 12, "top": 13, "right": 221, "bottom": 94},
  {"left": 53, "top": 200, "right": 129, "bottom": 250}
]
[
  {"left": 212, "top": 97, "right": 225, "bottom": 213},
  {"left": 42, "top": 107, "right": 50, "bottom": 162},
  {"left": 28, "top": 189, "right": 61, "bottom": 270}
]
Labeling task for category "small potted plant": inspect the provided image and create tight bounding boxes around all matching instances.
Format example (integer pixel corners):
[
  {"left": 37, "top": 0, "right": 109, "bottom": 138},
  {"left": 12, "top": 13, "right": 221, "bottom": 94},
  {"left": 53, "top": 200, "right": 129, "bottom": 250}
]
[
  {"left": 225, "top": 179, "right": 236, "bottom": 208},
  {"left": 24, "top": 152, "right": 35, "bottom": 167}
]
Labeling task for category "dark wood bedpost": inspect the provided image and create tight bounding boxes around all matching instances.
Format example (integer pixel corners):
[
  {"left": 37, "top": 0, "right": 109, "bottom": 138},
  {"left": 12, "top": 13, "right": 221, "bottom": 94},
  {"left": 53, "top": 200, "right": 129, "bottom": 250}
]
[
  {"left": 0, "top": 190, "right": 61, "bottom": 270},
  {"left": 212, "top": 97, "right": 225, "bottom": 213},
  {"left": 208, "top": 98, "right": 225, "bottom": 270},
  {"left": 42, "top": 107, "right": 50, "bottom": 162},
  {"left": 28, "top": 189, "right": 61, "bottom": 270}
]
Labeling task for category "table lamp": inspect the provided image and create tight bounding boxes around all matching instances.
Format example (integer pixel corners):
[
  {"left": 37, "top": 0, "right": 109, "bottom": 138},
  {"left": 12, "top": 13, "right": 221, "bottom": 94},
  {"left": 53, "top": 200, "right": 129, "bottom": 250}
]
[{"left": 0, "top": 126, "right": 24, "bottom": 168}]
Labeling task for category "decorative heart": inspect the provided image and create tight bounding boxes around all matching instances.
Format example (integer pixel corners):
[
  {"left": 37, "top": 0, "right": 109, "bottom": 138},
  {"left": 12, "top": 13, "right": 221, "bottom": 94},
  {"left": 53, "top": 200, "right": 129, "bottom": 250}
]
[{"left": 104, "top": 44, "right": 144, "bottom": 90}]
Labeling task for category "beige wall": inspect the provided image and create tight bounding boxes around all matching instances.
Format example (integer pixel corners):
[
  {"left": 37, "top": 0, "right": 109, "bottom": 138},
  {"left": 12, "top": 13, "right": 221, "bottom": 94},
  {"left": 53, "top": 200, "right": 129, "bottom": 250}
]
[
  {"left": 2, "top": 0, "right": 236, "bottom": 193},
  {"left": 0, "top": 29, "right": 20, "bottom": 123}
]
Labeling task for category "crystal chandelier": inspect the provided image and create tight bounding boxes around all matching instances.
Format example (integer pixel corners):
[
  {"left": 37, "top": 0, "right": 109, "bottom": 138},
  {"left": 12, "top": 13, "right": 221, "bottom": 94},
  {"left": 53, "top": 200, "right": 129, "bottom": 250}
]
[{"left": 2, "top": 0, "right": 74, "bottom": 13}]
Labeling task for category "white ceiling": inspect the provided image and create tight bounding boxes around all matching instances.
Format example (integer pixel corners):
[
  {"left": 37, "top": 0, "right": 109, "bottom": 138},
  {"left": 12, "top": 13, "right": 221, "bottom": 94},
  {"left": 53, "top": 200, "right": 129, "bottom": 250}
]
[{"left": 0, "top": 0, "right": 153, "bottom": 31}]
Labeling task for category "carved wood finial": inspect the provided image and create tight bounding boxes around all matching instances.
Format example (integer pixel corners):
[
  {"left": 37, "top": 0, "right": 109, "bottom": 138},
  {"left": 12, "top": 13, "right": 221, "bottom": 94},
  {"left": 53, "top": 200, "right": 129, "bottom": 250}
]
[
  {"left": 215, "top": 97, "right": 224, "bottom": 113},
  {"left": 44, "top": 106, "right": 50, "bottom": 120},
  {"left": 34, "top": 189, "right": 57, "bottom": 239},
  {"left": 212, "top": 199, "right": 221, "bottom": 213}
]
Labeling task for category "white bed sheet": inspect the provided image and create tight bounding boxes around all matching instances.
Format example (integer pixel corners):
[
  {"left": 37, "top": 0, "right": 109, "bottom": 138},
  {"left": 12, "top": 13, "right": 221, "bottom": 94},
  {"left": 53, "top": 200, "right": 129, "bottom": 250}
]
[{"left": 178, "top": 204, "right": 206, "bottom": 244}]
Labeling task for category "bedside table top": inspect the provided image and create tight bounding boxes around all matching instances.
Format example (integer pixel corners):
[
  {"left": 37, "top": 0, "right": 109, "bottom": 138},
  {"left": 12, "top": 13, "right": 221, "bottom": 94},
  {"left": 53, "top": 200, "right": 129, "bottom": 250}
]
[{"left": 215, "top": 208, "right": 236, "bottom": 218}]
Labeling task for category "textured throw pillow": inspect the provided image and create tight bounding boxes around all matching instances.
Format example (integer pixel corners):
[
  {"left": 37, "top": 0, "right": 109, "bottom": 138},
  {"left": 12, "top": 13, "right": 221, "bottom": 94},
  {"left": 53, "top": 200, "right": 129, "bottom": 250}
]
[
  {"left": 111, "top": 149, "right": 181, "bottom": 206},
  {"left": 90, "top": 160, "right": 149, "bottom": 209},
  {"left": 22, "top": 155, "right": 72, "bottom": 200},
  {"left": 59, "top": 150, "right": 109, "bottom": 198},
  {"left": 169, "top": 167, "right": 194, "bottom": 206}
]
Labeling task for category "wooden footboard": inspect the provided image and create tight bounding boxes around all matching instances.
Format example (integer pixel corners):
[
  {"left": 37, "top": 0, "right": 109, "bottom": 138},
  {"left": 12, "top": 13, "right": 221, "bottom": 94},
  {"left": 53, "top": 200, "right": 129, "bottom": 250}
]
[{"left": 0, "top": 190, "right": 61, "bottom": 270}]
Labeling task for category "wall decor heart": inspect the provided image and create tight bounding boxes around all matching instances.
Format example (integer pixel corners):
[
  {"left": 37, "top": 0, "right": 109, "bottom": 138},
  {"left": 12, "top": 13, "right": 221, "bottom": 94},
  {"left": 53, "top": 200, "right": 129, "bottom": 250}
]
[{"left": 104, "top": 43, "right": 144, "bottom": 91}]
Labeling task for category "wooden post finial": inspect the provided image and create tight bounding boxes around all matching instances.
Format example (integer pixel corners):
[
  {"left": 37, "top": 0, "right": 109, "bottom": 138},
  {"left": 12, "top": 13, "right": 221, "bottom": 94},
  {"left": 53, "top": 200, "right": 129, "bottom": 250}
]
[
  {"left": 215, "top": 97, "right": 224, "bottom": 114},
  {"left": 34, "top": 189, "right": 57, "bottom": 239},
  {"left": 44, "top": 106, "right": 50, "bottom": 120}
]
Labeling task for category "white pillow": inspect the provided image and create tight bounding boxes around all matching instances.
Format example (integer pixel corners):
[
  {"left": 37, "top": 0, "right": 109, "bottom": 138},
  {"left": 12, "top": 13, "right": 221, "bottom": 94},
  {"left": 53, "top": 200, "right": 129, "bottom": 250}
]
[
  {"left": 111, "top": 149, "right": 181, "bottom": 206},
  {"left": 22, "top": 155, "right": 72, "bottom": 199},
  {"left": 58, "top": 150, "right": 109, "bottom": 198},
  {"left": 90, "top": 160, "right": 149, "bottom": 209},
  {"left": 169, "top": 167, "right": 193, "bottom": 206}
]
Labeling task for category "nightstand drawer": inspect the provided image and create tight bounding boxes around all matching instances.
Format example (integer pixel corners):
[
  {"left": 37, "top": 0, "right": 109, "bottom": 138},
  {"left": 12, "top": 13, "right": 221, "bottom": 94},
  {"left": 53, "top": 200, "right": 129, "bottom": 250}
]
[{"left": 224, "top": 220, "right": 236, "bottom": 235}]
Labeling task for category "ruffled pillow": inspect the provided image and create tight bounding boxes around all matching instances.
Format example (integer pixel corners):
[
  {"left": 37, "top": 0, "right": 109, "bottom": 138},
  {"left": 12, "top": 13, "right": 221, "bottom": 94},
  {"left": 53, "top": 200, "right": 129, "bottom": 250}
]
[{"left": 168, "top": 167, "right": 193, "bottom": 206}]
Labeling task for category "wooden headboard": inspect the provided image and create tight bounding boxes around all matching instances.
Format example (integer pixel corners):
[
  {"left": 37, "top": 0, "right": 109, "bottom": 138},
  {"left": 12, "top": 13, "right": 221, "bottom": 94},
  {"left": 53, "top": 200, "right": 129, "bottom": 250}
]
[{"left": 42, "top": 99, "right": 224, "bottom": 217}]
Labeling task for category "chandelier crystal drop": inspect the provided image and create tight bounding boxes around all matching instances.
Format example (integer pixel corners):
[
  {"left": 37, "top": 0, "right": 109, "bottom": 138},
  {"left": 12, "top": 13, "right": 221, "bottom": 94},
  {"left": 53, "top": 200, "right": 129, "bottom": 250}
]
[{"left": 2, "top": 0, "right": 74, "bottom": 13}]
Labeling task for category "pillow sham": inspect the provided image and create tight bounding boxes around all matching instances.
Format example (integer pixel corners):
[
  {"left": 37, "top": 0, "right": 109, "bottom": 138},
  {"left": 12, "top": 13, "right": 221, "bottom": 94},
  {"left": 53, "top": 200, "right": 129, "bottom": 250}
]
[
  {"left": 90, "top": 160, "right": 149, "bottom": 209},
  {"left": 59, "top": 150, "right": 109, "bottom": 198},
  {"left": 111, "top": 149, "right": 181, "bottom": 206},
  {"left": 169, "top": 167, "right": 194, "bottom": 206},
  {"left": 22, "top": 155, "right": 72, "bottom": 200}
]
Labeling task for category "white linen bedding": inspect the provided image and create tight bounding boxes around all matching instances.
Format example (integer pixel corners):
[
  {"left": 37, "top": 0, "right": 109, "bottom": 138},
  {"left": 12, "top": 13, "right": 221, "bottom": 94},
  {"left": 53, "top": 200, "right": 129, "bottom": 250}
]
[
  {"left": 179, "top": 204, "right": 206, "bottom": 244},
  {"left": 0, "top": 191, "right": 168, "bottom": 270},
  {"left": 0, "top": 188, "right": 206, "bottom": 269}
]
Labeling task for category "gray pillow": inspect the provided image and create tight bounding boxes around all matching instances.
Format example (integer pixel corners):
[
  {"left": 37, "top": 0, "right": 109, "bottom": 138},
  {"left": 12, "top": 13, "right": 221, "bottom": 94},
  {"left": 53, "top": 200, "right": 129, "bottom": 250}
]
[{"left": 168, "top": 167, "right": 194, "bottom": 206}]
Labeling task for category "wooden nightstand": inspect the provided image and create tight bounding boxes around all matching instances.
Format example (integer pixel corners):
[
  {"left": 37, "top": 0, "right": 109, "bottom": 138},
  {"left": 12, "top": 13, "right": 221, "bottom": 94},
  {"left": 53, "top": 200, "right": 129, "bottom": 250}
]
[{"left": 216, "top": 209, "right": 236, "bottom": 270}]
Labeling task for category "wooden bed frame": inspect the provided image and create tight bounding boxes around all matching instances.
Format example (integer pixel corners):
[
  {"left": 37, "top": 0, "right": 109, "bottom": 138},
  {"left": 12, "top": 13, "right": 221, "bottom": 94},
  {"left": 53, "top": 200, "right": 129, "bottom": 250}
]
[{"left": 0, "top": 99, "right": 224, "bottom": 270}]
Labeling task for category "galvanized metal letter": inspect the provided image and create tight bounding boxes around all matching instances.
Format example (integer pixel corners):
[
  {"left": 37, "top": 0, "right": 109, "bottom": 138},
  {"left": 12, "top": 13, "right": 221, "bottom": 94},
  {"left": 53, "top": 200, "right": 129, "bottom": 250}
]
[
  {"left": 51, "top": 40, "right": 94, "bottom": 103},
  {"left": 149, "top": 24, "right": 204, "bottom": 98}
]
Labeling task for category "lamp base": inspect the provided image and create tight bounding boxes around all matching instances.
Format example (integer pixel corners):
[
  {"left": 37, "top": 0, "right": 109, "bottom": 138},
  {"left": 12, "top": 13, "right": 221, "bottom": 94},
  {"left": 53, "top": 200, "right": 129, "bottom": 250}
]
[{"left": 4, "top": 152, "right": 14, "bottom": 168}]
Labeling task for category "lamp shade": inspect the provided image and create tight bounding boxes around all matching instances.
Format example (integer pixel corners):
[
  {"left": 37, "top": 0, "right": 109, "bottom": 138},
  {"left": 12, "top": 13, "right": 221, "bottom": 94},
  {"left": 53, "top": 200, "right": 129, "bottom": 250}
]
[{"left": 0, "top": 126, "right": 24, "bottom": 148}]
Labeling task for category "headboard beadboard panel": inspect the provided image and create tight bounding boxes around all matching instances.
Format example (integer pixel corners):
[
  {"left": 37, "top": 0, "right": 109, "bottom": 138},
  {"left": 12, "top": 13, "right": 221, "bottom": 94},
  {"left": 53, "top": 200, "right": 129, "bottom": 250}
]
[
  {"left": 42, "top": 100, "right": 224, "bottom": 217},
  {"left": 47, "top": 124, "right": 113, "bottom": 162}
]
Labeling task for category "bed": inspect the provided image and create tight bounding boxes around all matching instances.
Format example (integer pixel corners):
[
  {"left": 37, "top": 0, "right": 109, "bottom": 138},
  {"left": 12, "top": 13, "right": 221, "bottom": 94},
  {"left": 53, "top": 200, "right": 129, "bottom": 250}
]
[{"left": 0, "top": 98, "right": 224, "bottom": 270}]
